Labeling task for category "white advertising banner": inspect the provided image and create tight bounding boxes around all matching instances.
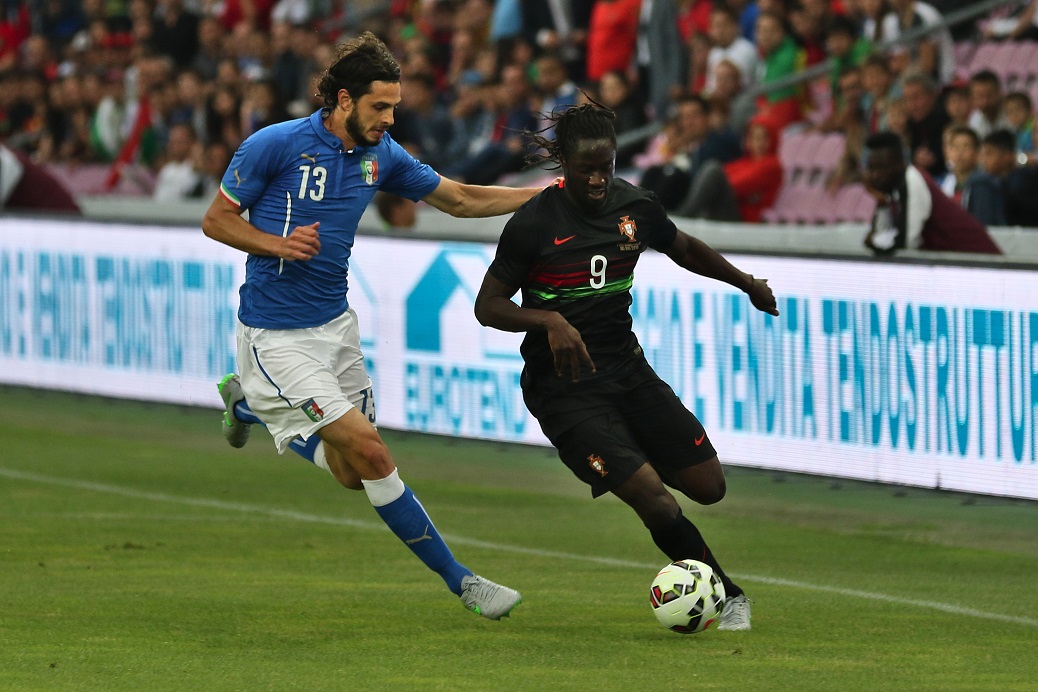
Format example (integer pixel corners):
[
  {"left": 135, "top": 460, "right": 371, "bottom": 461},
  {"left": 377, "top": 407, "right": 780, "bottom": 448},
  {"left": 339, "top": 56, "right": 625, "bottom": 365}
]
[{"left": 2, "top": 218, "right": 1036, "bottom": 500}]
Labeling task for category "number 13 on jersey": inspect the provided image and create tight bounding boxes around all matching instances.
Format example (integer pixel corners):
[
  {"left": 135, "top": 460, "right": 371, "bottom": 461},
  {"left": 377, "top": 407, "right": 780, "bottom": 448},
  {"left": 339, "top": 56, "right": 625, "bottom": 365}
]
[{"left": 298, "top": 165, "right": 327, "bottom": 201}]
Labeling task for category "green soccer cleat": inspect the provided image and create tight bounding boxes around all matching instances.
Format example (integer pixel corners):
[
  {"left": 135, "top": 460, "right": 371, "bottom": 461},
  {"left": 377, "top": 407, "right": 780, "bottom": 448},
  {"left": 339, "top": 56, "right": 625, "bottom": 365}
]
[
  {"left": 460, "top": 575, "right": 522, "bottom": 620},
  {"left": 217, "top": 373, "right": 251, "bottom": 449}
]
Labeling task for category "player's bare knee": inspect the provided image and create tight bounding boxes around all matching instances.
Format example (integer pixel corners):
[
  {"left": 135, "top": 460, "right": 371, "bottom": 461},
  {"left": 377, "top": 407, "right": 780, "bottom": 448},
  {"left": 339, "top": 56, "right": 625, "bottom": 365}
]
[
  {"left": 626, "top": 486, "right": 682, "bottom": 529},
  {"left": 353, "top": 436, "right": 396, "bottom": 479},
  {"left": 695, "top": 479, "right": 727, "bottom": 505}
]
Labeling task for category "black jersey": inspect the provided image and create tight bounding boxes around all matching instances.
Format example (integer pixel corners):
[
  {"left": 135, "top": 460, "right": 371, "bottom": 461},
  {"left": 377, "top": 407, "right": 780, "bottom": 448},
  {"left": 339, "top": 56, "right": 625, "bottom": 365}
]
[{"left": 489, "top": 178, "right": 678, "bottom": 386}]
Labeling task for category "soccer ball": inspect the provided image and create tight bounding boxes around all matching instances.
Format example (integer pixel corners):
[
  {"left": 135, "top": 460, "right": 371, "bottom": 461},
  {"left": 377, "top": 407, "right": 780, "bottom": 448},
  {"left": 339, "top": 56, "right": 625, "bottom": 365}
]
[{"left": 649, "top": 559, "right": 726, "bottom": 634}]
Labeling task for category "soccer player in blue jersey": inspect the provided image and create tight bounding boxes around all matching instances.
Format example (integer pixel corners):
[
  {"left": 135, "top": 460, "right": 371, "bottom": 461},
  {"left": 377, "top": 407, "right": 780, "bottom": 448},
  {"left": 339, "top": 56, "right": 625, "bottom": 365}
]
[
  {"left": 473, "top": 101, "right": 779, "bottom": 630},
  {"left": 202, "top": 32, "right": 544, "bottom": 620}
]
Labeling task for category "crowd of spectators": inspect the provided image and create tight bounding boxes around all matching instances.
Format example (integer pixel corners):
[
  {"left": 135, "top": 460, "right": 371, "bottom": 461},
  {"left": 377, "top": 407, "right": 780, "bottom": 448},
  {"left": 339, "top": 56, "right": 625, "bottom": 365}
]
[{"left": 1, "top": 0, "right": 1037, "bottom": 233}]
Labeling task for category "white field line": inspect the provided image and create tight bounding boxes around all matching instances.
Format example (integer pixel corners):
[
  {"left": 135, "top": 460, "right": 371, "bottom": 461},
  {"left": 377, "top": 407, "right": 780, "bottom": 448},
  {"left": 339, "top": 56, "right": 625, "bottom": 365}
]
[{"left": 2, "top": 467, "right": 1036, "bottom": 629}]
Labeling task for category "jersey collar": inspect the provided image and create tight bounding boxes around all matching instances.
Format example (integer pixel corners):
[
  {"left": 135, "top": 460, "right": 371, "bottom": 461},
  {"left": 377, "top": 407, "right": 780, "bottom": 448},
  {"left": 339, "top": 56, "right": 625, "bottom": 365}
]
[
  {"left": 309, "top": 108, "right": 375, "bottom": 155},
  {"left": 310, "top": 108, "right": 345, "bottom": 150}
]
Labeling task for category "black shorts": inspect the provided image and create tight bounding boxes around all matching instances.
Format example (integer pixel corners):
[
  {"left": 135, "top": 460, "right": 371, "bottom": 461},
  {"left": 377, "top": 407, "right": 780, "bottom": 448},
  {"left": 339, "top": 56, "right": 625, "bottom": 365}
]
[{"left": 524, "top": 358, "right": 717, "bottom": 498}]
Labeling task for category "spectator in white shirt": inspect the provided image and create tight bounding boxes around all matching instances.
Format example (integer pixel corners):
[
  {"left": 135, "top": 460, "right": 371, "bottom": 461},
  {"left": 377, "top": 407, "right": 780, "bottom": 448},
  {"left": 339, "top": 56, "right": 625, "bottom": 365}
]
[
  {"left": 967, "top": 70, "right": 1011, "bottom": 139},
  {"left": 153, "top": 122, "right": 201, "bottom": 201},
  {"left": 881, "top": 0, "right": 955, "bottom": 85},
  {"left": 706, "top": 4, "right": 758, "bottom": 95}
]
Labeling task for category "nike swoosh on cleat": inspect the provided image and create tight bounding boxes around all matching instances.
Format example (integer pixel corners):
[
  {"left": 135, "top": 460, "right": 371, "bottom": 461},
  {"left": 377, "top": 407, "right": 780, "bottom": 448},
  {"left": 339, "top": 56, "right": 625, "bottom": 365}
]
[{"left": 554, "top": 235, "right": 576, "bottom": 245}]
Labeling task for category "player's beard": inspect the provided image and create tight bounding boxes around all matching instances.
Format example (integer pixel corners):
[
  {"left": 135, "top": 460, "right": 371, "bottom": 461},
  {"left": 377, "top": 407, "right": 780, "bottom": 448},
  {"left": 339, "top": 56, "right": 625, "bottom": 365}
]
[{"left": 345, "top": 108, "right": 381, "bottom": 148}]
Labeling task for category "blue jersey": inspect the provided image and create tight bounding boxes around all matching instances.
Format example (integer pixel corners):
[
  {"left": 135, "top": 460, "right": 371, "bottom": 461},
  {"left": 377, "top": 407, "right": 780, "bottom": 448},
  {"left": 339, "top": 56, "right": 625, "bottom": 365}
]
[{"left": 219, "top": 109, "right": 441, "bottom": 329}]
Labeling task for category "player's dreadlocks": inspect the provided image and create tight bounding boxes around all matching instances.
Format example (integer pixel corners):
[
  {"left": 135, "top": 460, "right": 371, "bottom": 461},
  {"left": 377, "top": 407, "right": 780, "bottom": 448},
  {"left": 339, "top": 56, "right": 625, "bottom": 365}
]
[
  {"left": 318, "top": 31, "right": 400, "bottom": 107},
  {"left": 526, "top": 97, "right": 617, "bottom": 170}
]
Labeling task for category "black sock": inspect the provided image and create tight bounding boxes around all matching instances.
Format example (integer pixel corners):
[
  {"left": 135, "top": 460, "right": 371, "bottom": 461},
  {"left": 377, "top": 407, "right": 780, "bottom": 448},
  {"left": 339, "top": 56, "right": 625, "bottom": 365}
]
[{"left": 649, "top": 511, "right": 743, "bottom": 599}]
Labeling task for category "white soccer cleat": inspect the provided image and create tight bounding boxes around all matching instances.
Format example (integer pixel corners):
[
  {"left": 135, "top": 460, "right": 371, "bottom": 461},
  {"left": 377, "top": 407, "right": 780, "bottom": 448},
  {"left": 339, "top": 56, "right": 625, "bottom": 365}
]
[
  {"left": 460, "top": 575, "right": 522, "bottom": 620},
  {"left": 217, "top": 373, "right": 251, "bottom": 449},
  {"left": 717, "top": 594, "right": 752, "bottom": 631}
]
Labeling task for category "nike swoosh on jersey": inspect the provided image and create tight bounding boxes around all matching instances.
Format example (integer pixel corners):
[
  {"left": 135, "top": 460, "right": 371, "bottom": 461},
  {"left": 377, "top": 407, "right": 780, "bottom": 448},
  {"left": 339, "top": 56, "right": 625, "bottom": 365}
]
[
  {"left": 695, "top": 434, "right": 706, "bottom": 446},
  {"left": 554, "top": 235, "right": 576, "bottom": 245}
]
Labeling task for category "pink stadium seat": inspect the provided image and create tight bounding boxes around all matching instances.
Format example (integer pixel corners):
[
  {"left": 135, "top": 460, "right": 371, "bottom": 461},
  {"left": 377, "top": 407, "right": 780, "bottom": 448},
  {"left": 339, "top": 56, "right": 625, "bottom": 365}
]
[
  {"left": 990, "top": 42, "right": 1018, "bottom": 83},
  {"left": 778, "top": 130, "right": 822, "bottom": 182},
  {"left": 966, "top": 42, "right": 999, "bottom": 74},
  {"left": 784, "top": 181, "right": 828, "bottom": 224},
  {"left": 43, "top": 163, "right": 154, "bottom": 197},
  {"left": 761, "top": 181, "right": 804, "bottom": 223},
  {"left": 812, "top": 186, "right": 844, "bottom": 224},
  {"left": 1009, "top": 42, "right": 1038, "bottom": 89},
  {"left": 813, "top": 133, "right": 846, "bottom": 172},
  {"left": 850, "top": 185, "right": 877, "bottom": 222},
  {"left": 829, "top": 184, "right": 870, "bottom": 223},
  {"left": 953, "top": 41, "right": 976, "bottom": 70}
]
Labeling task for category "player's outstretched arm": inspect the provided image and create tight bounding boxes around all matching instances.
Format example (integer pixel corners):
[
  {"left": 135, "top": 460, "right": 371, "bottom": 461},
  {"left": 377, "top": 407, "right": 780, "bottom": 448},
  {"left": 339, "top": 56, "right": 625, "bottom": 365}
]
[
  {"left": 664, "top": 231, "right": 779, "bottom": 317},
  {"left": 422, "top": 176, "right": 544, "bottom": 218},
  {"left": 474, "top": 272, "right": 595, "bottom": 381},
  {"left": 202, "top": 194, "right": 321, "bottom": 260}
]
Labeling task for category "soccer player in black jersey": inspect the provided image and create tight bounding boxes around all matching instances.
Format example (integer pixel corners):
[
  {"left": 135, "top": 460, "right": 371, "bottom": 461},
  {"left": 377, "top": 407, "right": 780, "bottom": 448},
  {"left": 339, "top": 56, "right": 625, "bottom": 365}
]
[{"left": 474, "top": 101, "right": 779, "bottom": 630}]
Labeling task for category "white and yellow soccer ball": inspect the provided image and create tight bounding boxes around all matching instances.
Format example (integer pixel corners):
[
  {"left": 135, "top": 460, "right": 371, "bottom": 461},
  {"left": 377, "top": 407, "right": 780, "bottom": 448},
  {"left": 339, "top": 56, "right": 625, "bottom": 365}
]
[{"left": 649, "top": 559, "right": 727, "bottom": 634}]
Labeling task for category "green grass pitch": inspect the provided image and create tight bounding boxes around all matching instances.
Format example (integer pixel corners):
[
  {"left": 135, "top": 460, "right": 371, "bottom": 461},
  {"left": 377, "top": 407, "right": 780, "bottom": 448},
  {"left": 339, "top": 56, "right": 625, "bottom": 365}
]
[{"left": 1, "top": 386, "right": 1036, "bottom": 691}]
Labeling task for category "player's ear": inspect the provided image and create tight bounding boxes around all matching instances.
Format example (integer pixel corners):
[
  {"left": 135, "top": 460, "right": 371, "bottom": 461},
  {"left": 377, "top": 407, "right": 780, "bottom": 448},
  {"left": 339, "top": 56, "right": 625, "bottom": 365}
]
[{"left": 337, "top": 88, "right": 353, "bottom": 112}]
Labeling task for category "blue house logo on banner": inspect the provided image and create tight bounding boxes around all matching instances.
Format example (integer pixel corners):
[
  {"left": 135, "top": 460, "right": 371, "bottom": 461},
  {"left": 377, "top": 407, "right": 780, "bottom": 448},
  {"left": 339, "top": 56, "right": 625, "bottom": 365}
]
[{"left": 402, "top": 244, "right": 526, "bottom": 439}]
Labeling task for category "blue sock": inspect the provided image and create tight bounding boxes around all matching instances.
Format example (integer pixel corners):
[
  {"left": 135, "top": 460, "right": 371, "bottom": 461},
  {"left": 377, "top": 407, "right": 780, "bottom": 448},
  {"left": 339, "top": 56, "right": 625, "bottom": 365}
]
[
  {"left": 235, "top": 399, "right": 325, "bottom": 468},
  {"left": 367, "top": 475, "right": 472, "bottom": 595},
  {"left": 233, "top": 399, "right": 263, "bottom": 425},
  {"left": 288, "top": 434, "right": 321, "bottom": 464}
]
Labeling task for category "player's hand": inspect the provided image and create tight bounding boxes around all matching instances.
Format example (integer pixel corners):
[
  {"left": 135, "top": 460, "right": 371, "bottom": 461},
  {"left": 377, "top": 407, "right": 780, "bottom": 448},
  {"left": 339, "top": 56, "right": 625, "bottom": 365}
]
[
  {"left": 546, "top": 314, "right": 596, "bottom": 382},
  {"left": 280, "top": 222, "right": 321, "bottom": 261},
  {"left": 746, "top": 276, "right": 779, "bottom": 316}
]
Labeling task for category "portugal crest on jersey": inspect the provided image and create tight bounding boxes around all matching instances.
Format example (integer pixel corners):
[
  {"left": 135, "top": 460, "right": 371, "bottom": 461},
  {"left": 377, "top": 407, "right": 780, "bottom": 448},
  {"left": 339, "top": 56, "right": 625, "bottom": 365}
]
[
  {"left": 361, "top": 154, "right": 379, "bottom": 185},
  {"left": 618, "top": 215, "right": 637, "bottom": 241}
]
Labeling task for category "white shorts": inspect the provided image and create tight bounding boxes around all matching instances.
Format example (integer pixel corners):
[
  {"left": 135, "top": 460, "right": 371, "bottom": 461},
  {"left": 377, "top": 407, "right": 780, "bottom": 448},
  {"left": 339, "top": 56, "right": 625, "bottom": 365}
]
[{"left": 236, "top": 308, "right": 376, "bottom": 454}]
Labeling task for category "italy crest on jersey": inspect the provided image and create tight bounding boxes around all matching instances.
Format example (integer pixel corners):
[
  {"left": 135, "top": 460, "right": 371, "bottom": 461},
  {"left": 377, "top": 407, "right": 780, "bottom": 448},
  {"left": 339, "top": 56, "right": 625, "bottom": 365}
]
[
  {"left": 618, "top": 215, "right": 637, "bottom": 241},
  {"left": 361, "top": 154, "right": 379, "bottom": 185}
]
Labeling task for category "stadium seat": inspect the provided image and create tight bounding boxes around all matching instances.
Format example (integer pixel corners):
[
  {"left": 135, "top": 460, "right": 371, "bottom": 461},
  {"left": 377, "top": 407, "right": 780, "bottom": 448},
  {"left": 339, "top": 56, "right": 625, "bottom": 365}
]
[
  {"left": 43, "top": 163, "right": 155, "bottom": 197},
  {"left": 990, "top": 42, "right": 1019, "bottom": 85},
  {"left": 1010, "top": 42, "right": 1038, "bottom": 89},
  {"left": 813, "top": 133, "right": 846, "bottom": 171},
  {"left": 963, "top": 41, "right": 1038, "bottom": 88},
  {"left": 850, "top": 184, "right": 877, "bottom": 222},
  {"left": 767, "top": 181, "right": 829, "bottom": 224},
  {"left": 778, "top": 130, "right": 823, "bottom": 183},
  {"left": 834, "top": 184, "right": 874, "bottom": 223},
  {"left": 965, "top": 41, "right": 999, "bottom": 75},
  {"left": 953, "top": 41, "right": 976, "bottom": 71}
]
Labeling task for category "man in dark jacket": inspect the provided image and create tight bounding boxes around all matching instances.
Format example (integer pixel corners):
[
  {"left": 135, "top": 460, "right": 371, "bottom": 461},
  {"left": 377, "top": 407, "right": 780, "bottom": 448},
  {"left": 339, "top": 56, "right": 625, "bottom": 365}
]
[{"left": 862, "top": 132, "right": 1001, "bottom": 254}]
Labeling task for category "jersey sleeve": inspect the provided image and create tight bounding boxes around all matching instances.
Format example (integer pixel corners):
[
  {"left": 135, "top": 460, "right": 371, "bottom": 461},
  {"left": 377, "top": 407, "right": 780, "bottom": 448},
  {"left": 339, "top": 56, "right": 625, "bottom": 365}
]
[
  {"left": 378, "top": 137, "right": 442, "bottom": 201},
  {"left": 219, "top": 130, "right": 283, "bottom": 209},
  {"left": 640, "top": 192, "right": 679, "bottom": 251},
  {"left": 488, "top": 206, "right": 541, "bottom": 289}
]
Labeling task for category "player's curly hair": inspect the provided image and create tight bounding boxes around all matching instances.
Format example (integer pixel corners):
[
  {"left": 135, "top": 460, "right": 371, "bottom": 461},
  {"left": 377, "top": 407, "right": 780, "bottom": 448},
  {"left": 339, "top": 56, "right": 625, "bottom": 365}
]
[
  {"left": 526, "top": 96, "right": 617, "bottom": 170},
  {"left": 317, "top": 31, "right": 400, "bottom": 107}
]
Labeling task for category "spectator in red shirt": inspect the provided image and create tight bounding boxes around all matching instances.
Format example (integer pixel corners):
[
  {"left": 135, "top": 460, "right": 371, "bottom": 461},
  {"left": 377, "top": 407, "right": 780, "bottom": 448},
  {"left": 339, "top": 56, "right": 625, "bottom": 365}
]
[
  {"left": 0, "top": 2, "right": 30, "bottom": 72},
  {"left": 675, "top": 116, "right": 784, "bottom": 222},
  {"left": 677, "top": 0, "right": 714, "bottom": 42},
  {"left": 586, "top": 0, "right": 640, "bottom": 82}
]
